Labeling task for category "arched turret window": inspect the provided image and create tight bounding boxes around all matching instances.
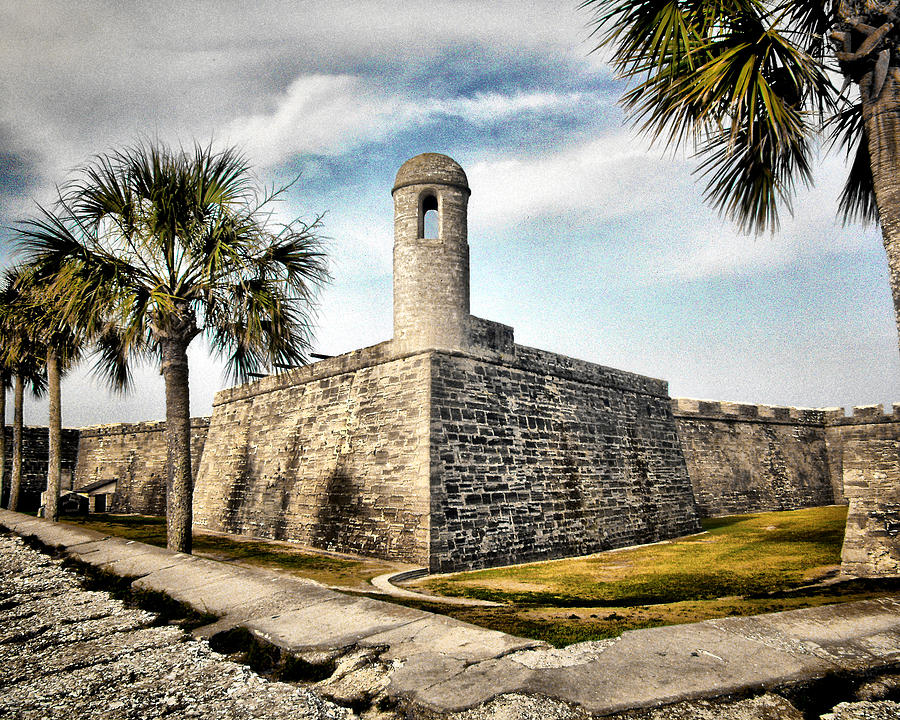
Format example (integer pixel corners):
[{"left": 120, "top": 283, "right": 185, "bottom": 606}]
[{"left": 420, "top": 193, "right": 438, "bottom": 239}]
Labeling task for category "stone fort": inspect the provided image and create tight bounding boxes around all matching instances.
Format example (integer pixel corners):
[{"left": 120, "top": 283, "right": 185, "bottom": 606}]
[
  {"left": 194, "top": 152, "right": 704, "bottom": 573},
  {"left": 15, "top": 154, "right": 900, "bottom": 575}
]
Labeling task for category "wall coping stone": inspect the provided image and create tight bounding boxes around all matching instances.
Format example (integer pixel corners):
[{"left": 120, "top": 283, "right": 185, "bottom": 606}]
[
  {"left": 211, "top": 336, "right": 672, "bottom": 408},
  {"left": 671, "top": 397, "right": 825, "bottom": 424},
  {"left": 78, "top": 417, "right": 210, "bottom": 437},
  {"left": 672, "top": 398, "right": 900, "bottom": 427},
  {"left": 827, "top": 403, "right": 900, "bottom": 426}
]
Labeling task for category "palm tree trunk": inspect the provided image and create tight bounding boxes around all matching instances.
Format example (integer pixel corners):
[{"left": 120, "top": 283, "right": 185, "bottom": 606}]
[
  {"left": 861, "top": 68, "right": 900, "bottom": 348},
  {"left": 8, "top": 373, "right": 23, "bottom": 511},
  {"left": 845, "top": 67, "right": 900, "bottom": 577},
  {"left": 161, "top": 337, "right": 193, "bottom": 554},
  {"left": 45, "top": 349, "right": 61, "bottom": 522},
  {"left": 0, "top": 378, "right": 6, "bottom": 509}
]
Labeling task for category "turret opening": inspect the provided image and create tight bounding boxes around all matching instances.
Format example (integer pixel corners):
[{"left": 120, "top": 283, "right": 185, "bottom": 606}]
[{"left": 420, "top": 193, "right": 438, "bottom": 239}]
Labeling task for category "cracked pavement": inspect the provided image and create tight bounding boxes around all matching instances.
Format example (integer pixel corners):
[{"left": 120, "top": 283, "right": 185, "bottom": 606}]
[{"left": 4, "top": 510, "right": 900, "bottom": 719}]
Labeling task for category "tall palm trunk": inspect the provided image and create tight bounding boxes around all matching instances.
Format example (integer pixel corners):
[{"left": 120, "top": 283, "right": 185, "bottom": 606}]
[
  {"left": 842, "top": 65, "right": 900, "bottom": 576},
  {"left": 45, "top": 349, "right": 61, "bottom": 521},
  {"left": 161, "top": 337, "right": 193, "bottom": 554},
  {"left": 0, "top": 378, "right": 6, "bottom": 508},
  {"left": 8, "top": 373, "right": 23, "bottom": 511},
  {"left": 861, "top": 68, "right": 900, "bottom": 347}
]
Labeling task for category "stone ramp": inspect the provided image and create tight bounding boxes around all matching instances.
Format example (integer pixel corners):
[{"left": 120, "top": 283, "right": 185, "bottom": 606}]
[{"left": 3, "top": 509, "right": 900, "bottom": 717}]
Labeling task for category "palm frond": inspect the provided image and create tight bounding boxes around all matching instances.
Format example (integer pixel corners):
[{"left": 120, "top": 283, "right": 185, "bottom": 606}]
[
  {"left": 0, "top": 267, "right": 49, "bottom": 394},
  {"left": 696, "top": 121, "right": 812, "bottom": 231},
  {"left": 821, "top": 99, "right": 878, "bottom": 225},
  {"left": 14, "top": 138, "right": 328, "bottom": 391},
  {"left": 838, "top": 134, "right": 878, "bottom": 225},
  {"left": 584, "top": 0, "right": 840, "bottom": 233},
  {"left": 91, "top": 324, "right": 135, "bottom": 392}
]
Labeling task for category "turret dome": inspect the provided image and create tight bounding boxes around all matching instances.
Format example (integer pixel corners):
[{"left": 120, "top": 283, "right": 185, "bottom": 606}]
[{"left": 392, "top": 153, "right": 469, "bottom": 195}]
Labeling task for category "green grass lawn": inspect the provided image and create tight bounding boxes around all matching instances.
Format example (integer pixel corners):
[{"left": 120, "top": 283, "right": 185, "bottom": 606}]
[
  {"left": 60, "top": 514, "right": 407, "bottom": 590},
  {"left": 400, "top": 505, "right": 900, "bottom": 645},
  {"left": 413, "top": 506, "right": 849, "bottom": 606},
  {"left": 60, "top": 506, "right": 900, "bottom": 647}
]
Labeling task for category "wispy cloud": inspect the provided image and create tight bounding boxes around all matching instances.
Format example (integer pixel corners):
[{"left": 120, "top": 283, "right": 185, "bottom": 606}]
[
  {"left": 659, "top": 154, "right": 877, "bottom": 280},
  {"left": 467, "top": 131, "right": 683, "bottom": 227},
  {"left": 225, "top": 73, "right": 607, "bottom": 167},
  {"left": 225, "top": 75, "right": 391, "bottom": 165},
  {"left": 459, "top": 134, "right": 879, "bottom": 284},
  {"left": 3, "top": 0, "right": 897, "bottom": 425}
]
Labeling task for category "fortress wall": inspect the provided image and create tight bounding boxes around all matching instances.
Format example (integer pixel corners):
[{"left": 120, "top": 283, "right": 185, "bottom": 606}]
[
  {"left": 1, "top": 427, "right": 80, "bottom": 511},
  {"left": 74, "top": 419, "right": 209, "bottom": 515},
  {"left": 825, "top": 418, "right": 848, "bottom": 505},
  {"left": 833, "top": 405, "right": 900, "bottom": 577},
  {"left": 192, "top": 342, "right": 432, "bottom": 564},
  {"left": 671, "top": 399, "right": 833, "bottom": 518},
  {"left": 428, "top": 345, "right": 702, "bottom": 573}
]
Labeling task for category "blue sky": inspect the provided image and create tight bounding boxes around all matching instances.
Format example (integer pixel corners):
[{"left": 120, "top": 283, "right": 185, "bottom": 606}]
[{"left": 1, "top": 0, "right": 897, "bottom": 426}]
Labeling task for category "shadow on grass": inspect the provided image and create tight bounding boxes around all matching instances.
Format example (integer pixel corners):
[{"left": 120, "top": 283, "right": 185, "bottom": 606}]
[
  {"left": 57, "top": 506, "right": 898, "bottom": 649},
  {"left": 60, "top": 513, "right": 399, "bottom": 588}
]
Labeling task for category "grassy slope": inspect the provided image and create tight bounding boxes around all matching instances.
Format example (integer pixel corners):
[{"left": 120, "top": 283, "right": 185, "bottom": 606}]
[
  {"left": 415, "top": 506, "right": 849, "bottom": 605},
  {"left": 61, "top": 506, "right": 900, "bottom": 647},
  {"left": 60, "top": 514, "right": 405, "bottom": 589},
  {"left": 402, "top": 506, "right": 900, "bottom": 645}
]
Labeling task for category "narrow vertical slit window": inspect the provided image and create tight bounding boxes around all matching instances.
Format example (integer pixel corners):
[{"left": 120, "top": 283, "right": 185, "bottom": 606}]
[{"left": 422, "top": 193, "right": 438, "bottom": 239}]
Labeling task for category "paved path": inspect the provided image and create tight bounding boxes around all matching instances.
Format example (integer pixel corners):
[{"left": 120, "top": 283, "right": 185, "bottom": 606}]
[
  {"left": 369, "top": 570, "right": 500, "bottom": 606},
  {"left": 4, "top": 509, "right": 900, "bottom": 719}
]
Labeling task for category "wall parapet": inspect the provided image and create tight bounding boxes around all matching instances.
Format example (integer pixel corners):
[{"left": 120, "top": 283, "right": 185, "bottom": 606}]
[
  {"left": 78, "top": 417, "right": 210, "bottom": 438},
  {"left": 212, "top": 335, "right": 672, "bottom": 412},
  {"left": 672, "top": 399, "right": 900, "bottom": 426},
  {"left": 824, "top": 403, "right": 900, "bottom": 426},
  {"left": 467, "top": 315, "right": 515, "bottom": 354},
  {"left": 671, "top": 398, "right": 826, "bottom": 425},
  {"left": 673, "top": 397, "right": 900, "bottom": 518},
  {"left": 212, "top": 340, "right": 400, "bottom": 407},
  {"left": 512, "top": 345, "right": 669, "bottom": 398}
]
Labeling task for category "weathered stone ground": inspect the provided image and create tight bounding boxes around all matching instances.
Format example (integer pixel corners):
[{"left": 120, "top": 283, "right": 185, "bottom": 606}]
[
  {"left": 0, "top": 535, "right": 353, "bottom": 720},
  {"left": 3, "top": 530, "right": 900, "bottom": 719}
]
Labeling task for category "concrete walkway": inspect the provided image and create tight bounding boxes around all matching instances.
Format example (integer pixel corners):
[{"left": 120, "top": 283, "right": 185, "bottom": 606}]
[
  {"left": 370, "top": 569, "right": 501, "bottom": 607},
  {"left": 3, "top": 508, "right": 900, "bottom": 717}
]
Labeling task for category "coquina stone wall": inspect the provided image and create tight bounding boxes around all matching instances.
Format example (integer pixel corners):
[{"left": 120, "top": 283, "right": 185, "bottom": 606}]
[
  {"left": 7, "top": 149, "right": 895, "bottom": 575},
  {"left": 672, "top": 399, "right": 834, "bottom": 517},
  {"left": 192, "top": 342, "right": 432, "bottom": 564},
  {"left": 74, "top": 419, "right": 210, "bottom": 515},
  {"left": 832, "top": 405, "right": 900, "bottom": 576},
  {"left": 1, "top": 427, "right": 80, "bottom": 511},
  {"left": 429, "top": 345, "right": 701, "bottom": 572},
  {"left": 193, "top": 332, "right": 701, "bottom": 572}
]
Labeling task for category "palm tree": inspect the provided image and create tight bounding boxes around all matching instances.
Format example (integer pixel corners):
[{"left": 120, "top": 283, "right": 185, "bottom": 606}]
[
  {"left": 582, "top": 0, "right": 900, "bottom": 351},
  {"left": 0, "top": 270, "right": 48, "bottom": 511},
  {"left": 17, "top": 140, "right": 328, "bottom": 552},
  {"left": 0, "top": 371, "right": 9, "bottom": 508},
  {"left": 8, "top": 266, "right": 89, "bottom": 520}
]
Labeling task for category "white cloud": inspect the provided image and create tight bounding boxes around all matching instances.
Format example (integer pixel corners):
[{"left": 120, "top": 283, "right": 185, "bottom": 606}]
[
  {"left": 224, "top": 75, "right": 392, "bottom": 165},
  {"left": 420, "top": 91, "right": 603, "bottom": 124},
  {"left": 5, "top": 0, "right": 897, "bottom": 426},
  {"left": 662, "top": 227, "right": 803, "bottom": 280},
  {"left": 224, "top": 74, "right": 606, "bottom": 167},
  {"left": 458, "top": 132, "right": 881, "bottom": 284},
  {"left": 660, "top": 154, "right": 879, "bottom": 280},
  {"left": 466, "top": 131, "right": 696, "bottom": 227},
  {"left": 0, "top": 1, "right": 603, "bottom": 184}
]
